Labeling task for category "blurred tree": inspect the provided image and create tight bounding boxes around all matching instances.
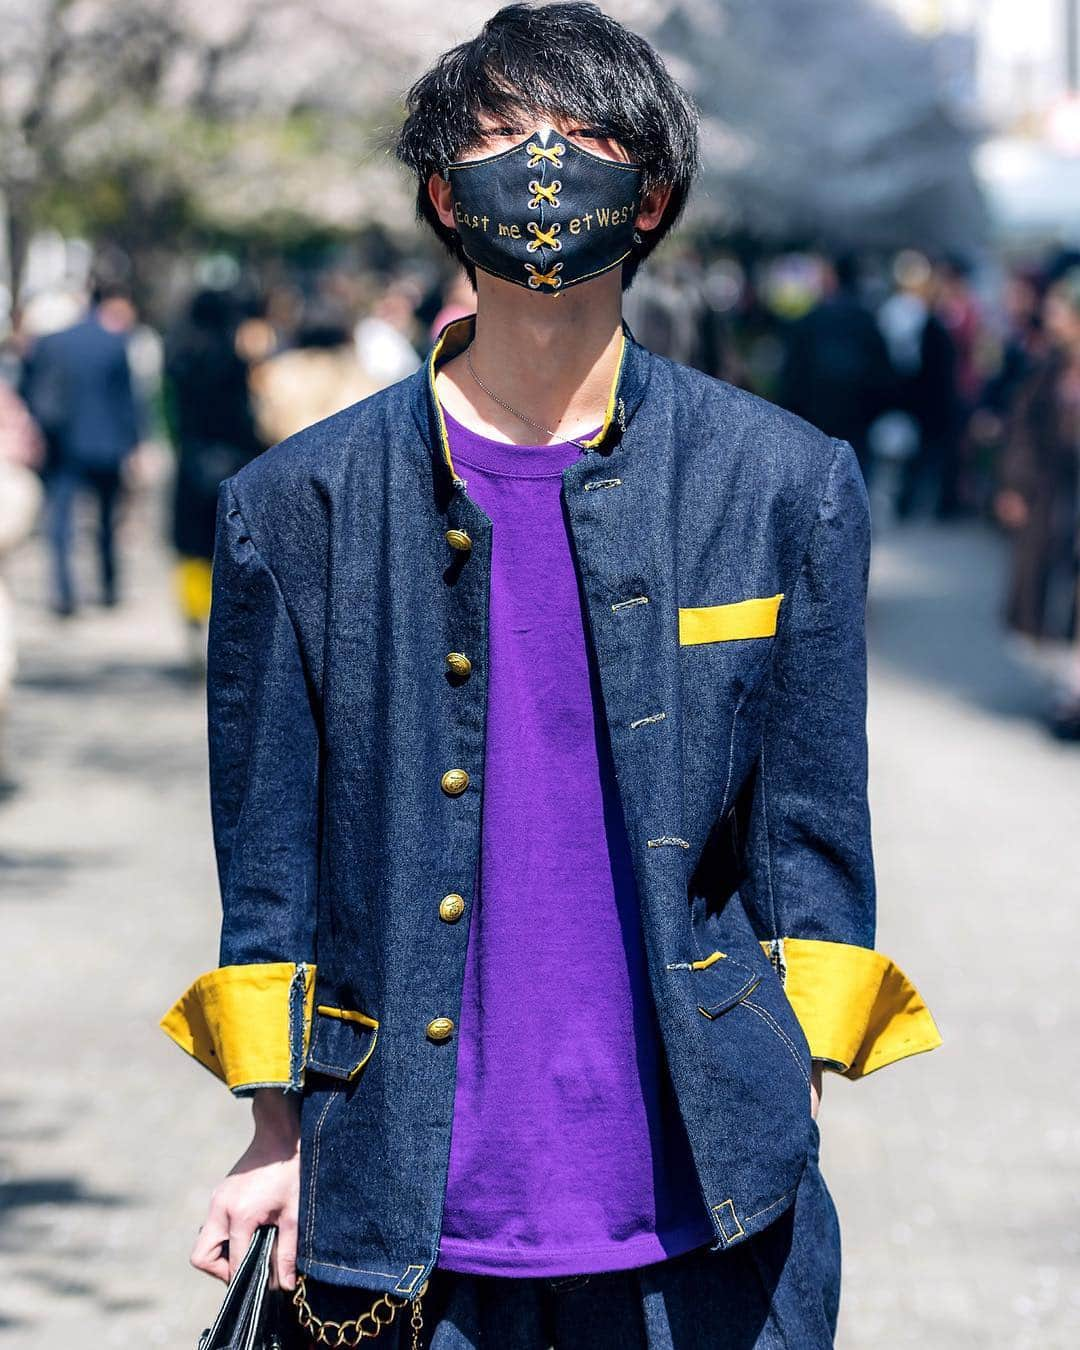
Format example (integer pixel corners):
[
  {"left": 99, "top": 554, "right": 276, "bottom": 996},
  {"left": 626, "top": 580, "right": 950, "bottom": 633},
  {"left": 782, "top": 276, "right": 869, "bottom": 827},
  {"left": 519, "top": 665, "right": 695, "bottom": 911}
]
[
  {"left": 654, "top": 0, "right": 988, "bottom": 252},
  {"left": 0, "top": 0, "right": 442, "bottom": 306},
  {"left": 0, "top": 0, "right": 986, "bottom": 311}
]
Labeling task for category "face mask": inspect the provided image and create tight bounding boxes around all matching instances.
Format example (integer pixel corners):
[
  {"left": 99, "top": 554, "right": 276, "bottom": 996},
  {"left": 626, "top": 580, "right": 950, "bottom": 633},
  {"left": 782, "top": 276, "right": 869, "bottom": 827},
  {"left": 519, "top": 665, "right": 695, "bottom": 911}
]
[{"left": 445, "top": 126, "right": 644, "bottom": 294}]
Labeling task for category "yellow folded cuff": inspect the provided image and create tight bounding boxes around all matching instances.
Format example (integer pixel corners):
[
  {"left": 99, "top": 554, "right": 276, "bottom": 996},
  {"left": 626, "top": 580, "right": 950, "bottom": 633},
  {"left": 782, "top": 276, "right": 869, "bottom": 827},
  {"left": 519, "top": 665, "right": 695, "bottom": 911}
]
[
  {"left": 159, "top": 961, "right": 317, "bottom": 1094},
  {"left": 761, "top": 937, "right": 942, "bottom": 1079}
]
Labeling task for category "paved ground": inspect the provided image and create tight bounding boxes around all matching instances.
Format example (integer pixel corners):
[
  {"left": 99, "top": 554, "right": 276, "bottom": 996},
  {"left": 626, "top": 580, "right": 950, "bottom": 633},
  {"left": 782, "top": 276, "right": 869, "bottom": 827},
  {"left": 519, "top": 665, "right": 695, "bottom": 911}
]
[{"left": 0, "top": 477, "right": 1077, "bottom": 1348}]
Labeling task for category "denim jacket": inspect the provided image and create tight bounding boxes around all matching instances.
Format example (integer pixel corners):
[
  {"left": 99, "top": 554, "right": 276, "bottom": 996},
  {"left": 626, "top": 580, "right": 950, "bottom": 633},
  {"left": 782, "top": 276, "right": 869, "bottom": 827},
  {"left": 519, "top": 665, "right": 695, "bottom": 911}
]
[{"left": 160, "top": 311, "right": 942, "bottom": 1300}]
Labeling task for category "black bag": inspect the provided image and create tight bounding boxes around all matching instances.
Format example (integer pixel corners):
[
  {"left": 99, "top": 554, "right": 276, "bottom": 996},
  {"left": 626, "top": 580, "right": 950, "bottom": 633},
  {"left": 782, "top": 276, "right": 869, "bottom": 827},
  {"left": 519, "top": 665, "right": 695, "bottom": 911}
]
[{"left": 197, "top": 1224, "right": 301, "bottom": 1350}]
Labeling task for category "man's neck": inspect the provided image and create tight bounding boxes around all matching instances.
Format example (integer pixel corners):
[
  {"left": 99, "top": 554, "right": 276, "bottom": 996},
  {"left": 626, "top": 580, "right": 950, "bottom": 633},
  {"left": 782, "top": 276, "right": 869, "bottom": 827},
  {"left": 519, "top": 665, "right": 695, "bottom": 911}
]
[{"left": 435, "top": 274, "right": 624, "bottom": 445}]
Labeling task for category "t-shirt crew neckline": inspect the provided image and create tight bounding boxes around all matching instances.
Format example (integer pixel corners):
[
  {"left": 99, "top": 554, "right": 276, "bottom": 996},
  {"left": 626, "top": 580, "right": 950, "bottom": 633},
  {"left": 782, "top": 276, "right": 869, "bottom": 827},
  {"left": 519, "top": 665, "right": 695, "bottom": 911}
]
[{"left": 441, "top": 403, "right": 603, "bottom": 478}]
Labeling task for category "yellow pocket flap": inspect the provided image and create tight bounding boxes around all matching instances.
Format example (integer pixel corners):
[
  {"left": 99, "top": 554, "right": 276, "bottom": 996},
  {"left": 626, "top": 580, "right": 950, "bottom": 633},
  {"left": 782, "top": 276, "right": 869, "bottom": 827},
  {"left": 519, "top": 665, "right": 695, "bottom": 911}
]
[{"left": 678, "top": 593, "right": 784, "bottom": 645}]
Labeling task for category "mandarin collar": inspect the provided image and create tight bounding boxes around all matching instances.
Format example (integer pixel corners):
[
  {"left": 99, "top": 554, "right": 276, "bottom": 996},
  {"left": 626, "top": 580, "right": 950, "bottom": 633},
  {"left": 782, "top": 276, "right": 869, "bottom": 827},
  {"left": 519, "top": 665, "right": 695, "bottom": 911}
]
[{"left": 410, "top": 310, "right": 652, "bottom": 491}]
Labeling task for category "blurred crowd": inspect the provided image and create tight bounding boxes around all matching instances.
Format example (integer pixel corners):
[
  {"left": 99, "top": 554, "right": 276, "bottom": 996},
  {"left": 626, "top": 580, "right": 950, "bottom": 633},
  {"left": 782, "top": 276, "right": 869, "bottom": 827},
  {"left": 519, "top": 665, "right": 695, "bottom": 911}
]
[
  {"left": 0, "top": 238, "right": 1078, "bottom": 790},
  {"left": 624, "top": 242, "right": 1080, "bottom": 739}
]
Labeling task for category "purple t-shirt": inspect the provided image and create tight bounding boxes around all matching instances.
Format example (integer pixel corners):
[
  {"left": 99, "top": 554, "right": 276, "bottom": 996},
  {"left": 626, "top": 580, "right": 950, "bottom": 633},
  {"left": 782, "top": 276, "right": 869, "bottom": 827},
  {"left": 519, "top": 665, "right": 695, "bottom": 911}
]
[{"left": 435, "top": 404, "right": 714, "bottom": 1277}]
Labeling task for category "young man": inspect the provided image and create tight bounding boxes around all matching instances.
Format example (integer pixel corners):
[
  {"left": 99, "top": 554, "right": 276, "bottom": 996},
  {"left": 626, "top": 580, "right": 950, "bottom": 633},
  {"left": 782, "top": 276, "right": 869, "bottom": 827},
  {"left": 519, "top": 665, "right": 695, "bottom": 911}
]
[{"left": 161, "top": 6, "right": 943, "bottom": 1346}]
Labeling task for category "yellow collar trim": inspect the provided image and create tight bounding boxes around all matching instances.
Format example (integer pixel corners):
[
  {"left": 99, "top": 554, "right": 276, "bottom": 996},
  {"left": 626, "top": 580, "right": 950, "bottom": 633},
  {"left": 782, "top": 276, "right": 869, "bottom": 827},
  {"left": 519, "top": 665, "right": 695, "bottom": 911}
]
[{"left": 426, "top": 314, "right": 628, "bottom": 485}]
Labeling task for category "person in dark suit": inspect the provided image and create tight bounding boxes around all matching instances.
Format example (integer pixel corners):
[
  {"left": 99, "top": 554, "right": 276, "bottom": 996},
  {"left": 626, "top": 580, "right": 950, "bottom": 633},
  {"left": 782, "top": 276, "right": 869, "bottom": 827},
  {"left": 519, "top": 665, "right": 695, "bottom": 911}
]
[
  {"left": 162, "top": 287, "right": 264, "bottom": 666},
  {"left": 21, "top": 280, "right": 142, "bottom": 615},
  {"left": 780, "top": 254, "right": 896, "bottom": 480}
]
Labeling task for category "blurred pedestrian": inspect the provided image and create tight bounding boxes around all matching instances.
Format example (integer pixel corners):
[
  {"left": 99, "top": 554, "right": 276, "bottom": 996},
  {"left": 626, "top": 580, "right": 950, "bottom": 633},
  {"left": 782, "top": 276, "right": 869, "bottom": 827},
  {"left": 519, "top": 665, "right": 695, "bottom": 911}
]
[
  {"left": 353, "top": 280, "right": 423, "bottom": 386},
  {"left": 935, "top": 255, "right": 983, "bottom": 407},
  {"left": 877, "top": 250, "right": 959, "bottom": 520},
  {"left": 20, "top": 279, "right": 143, "bottom": 616},
  {"left": 163, "top": 288, "right": 264, "bottom": 669},
  {"left": 935, "top": 254, "right": 988, "bottom": 517},
  {"left": 0, "top": 379, "right": 45, "bottom": 790},
  {"left": 780, "top": 254, "right": 895, "bottom": 478},
  {"left": 622, "top": 252, "right": 711, "bottom": 369},
  {"left": 970, "top": 268, "right": 1046, "bottom": 516},
  {"left": 429, "top": 269, "right": 477, "bottom": 342},
  {"left": 994, "top": 267, "right": 1080, "bottom": 739},
  {"left": 250, "top": 297, "right": 379, "bottom": 445}
]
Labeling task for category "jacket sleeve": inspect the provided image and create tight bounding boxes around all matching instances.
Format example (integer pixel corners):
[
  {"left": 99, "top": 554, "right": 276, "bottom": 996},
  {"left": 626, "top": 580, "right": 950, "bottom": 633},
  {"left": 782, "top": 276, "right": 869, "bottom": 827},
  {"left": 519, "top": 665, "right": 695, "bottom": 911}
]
[
  {"left": 742, "top": 436, "right": 942, "bottom": 1079},
  {"left": 158, "top": 477, "right": 319, "bottom": 1095}
]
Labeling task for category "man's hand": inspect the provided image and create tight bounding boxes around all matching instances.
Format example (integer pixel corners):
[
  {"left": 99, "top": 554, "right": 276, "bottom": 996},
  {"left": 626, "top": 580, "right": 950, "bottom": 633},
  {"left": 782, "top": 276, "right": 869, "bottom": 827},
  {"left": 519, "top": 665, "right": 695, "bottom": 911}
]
[
  {"left": 190, "top": 1089, "right": 301, "bottom": 1289},
  {"left": 810, "top": 1061, "right": 824, "bottom": 1120}
]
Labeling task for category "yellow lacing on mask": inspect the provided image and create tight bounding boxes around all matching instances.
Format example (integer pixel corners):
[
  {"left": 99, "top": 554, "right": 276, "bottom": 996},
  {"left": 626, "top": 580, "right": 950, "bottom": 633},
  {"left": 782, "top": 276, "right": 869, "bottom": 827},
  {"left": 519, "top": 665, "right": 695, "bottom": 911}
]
[
  {"left": 526, "top": 142, "right": 565, "bottom": 167},
  {"left": 528, "top": 179, "right": 561, "bottom": 208},
  {"left": 525, "top": 261, "right": 563, "bottom": 289},
  {"left": 526, "top": 221, "right": 562, "bottom": 252}
]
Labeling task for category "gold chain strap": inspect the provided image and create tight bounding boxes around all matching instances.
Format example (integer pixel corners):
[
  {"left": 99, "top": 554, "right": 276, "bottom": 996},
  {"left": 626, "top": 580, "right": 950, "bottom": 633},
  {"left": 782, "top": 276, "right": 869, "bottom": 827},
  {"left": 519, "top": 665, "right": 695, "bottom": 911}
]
[{"left": 292, "top": 1273, "right": 429, "bottom": 1348}]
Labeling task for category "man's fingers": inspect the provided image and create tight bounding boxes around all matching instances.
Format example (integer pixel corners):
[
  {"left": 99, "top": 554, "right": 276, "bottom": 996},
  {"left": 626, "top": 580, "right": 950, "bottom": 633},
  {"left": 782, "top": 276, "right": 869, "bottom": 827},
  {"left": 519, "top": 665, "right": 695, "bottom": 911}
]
[
  {"left": 274, "top": 1219, "right": 298, "bottom": 1292},
  {"left": 227, "top": 1214, "right": 259, "bottom": 1284},
  {"left": 191, "top": 1211, "right": 230, "bottom": 1283}
]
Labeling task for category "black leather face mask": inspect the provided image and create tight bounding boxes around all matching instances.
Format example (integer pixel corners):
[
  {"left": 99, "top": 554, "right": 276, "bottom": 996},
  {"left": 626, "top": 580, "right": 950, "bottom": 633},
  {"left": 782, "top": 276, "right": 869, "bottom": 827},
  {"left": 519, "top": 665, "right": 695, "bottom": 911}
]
[{"left": 445, "top": 127, "right": 644, "bottom": 294}]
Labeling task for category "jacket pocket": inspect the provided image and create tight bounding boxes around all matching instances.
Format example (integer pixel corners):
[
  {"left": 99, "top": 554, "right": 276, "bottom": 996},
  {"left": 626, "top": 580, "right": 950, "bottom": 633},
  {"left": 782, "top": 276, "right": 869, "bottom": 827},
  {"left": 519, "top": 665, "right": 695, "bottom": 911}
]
[
  {"left": 678, "top": 593, "right": 784, "bottom": 645},
  {"left": 674, "top": 949, "right": 763, "bottom": 1019},
  {"left": 305, "top": 1004, "right": 379, "bottom": 1081}
]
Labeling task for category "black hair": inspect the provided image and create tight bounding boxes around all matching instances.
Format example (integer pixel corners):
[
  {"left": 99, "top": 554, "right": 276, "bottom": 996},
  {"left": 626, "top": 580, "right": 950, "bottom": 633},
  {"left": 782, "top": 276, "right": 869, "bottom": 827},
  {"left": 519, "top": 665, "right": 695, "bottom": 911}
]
[
  {"left": 90, "top": 278, "right": 134, "bottom": 306},
  {"left": 393, "top": 2, "right": 700, "bottom": 292},
  {"left": 833, "top": 253, "right": 860, "bottom": 293},
  {"left": 295, "top": 298, "right": 353, "bottom": 350}
]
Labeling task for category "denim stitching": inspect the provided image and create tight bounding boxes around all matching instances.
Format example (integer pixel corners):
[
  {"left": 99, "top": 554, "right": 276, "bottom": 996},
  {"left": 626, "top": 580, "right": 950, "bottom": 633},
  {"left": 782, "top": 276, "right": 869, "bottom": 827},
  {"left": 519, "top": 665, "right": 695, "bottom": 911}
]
[
  {"left": 740, "top": 999, "right": 811, "bottom": 1088},
  {"left": 231, "top": 1080, "right": 298, "bottom": 1096},
  {"left": 757, "top": 740, "right": 780, "bottom": 941},
  {"left": 306, "top": 1022, "right": 379, "bottom": 1080},
  {"left": 548, "top": 1273, "right": 592, "bottom": 1290},
  {"left": 696, "top": 971, "right": 760, "bottom": 1017},
  {"left": 304, "top": 1091, "right": 337, "bottom": 1262},
  {"left": 711, "top": 1198, "right": 745, "bottom": 1242},
  {"left": 306, "top": 1258, "right": 427, "bottom": 1282},
  {"left": 395, "top": 1265, "right": 426, "bottom": 1294},
  {"left": 718, "top": 696, "right": 743, "bottom": 820},
  {"left": 743, "top": 1184, "right": 799, "bottom": 1226},
  {"left": 697, "top": 980, "right": 760, "bottom": 1016}
]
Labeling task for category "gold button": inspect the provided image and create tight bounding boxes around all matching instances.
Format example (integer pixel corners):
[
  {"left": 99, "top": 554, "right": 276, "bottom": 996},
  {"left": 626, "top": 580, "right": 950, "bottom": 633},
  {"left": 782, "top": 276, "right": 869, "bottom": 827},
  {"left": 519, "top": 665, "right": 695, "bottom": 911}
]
[
  {"left": 446, "top": 651, "right": 472, "bottom": 677},
  {"left": 426, "top": 1016, "right": 455, "bottom": 1042},
  {"left": 441, "top": 768, "right": 469, "bottom": 796},
  {"left": 445, "top": 528, "right": 472, "bottom": 553},
  {"left": 439, "top": 893, "right": 465, "bottom": 922}
]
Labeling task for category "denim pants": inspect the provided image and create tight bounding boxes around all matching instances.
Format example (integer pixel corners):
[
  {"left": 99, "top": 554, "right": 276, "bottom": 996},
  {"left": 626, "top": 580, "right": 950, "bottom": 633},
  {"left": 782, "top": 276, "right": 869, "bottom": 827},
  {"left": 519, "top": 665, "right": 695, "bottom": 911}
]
[
  {"left": 295, "top": 1120, "right": 840, "bottom": 1350},
  {"left": 45, "top": 464, "right": 124, "bottom": 612}
]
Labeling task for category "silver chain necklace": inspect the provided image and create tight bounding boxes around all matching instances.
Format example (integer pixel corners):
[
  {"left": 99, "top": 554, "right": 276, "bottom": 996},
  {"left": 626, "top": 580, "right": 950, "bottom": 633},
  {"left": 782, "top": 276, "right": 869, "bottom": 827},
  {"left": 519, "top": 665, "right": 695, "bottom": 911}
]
[{"left": 465, "top": 344, "right": 599, "bottom": 451}]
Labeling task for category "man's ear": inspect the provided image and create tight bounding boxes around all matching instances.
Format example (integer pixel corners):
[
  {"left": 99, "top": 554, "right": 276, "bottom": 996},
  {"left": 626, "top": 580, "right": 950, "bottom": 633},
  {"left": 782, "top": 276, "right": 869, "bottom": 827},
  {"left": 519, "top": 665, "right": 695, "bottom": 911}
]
[
  {"left": 428, "top": 171, "right": 455, "bottom": 230},
  {"left": 635, "top": 182, "right": 673, "bottom": 233}
]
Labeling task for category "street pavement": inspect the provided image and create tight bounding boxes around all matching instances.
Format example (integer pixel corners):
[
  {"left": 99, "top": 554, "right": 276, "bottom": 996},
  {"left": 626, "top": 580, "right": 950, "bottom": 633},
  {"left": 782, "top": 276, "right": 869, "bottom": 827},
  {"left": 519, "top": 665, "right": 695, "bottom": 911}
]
[{"left": 0, "top": 479, "right": 1076, "bottom": 1348}]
